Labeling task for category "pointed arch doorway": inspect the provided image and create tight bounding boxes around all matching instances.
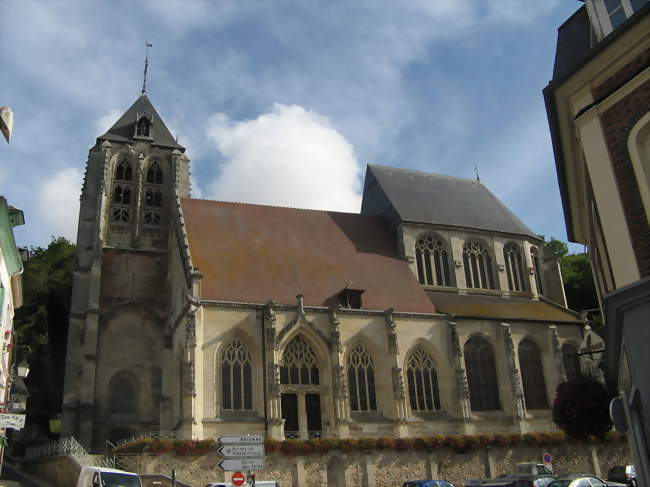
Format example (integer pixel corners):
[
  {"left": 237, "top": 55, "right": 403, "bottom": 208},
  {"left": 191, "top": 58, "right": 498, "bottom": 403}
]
[{"left": 279, "top": 335, "right": 323, "bottom": 438}]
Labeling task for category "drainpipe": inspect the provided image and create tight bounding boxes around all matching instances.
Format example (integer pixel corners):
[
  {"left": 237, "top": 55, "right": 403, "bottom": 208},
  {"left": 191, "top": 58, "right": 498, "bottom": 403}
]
[{"left": 261, "top": 307, "right": 268, "bottom": 436}]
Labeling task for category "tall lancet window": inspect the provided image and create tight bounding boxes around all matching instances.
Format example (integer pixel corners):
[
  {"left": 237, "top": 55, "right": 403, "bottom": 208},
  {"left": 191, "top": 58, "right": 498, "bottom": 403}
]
[
  {"left": 143, "top": 161, "right": 163, "bottom": 226},
  {"left": 463, "top": 241, "right": 496, "bottom": 289},
  {"left": 518, "top": 338, "right": 548, "bottom": 409},
  {"left": 504, "top": 244, "right": 526, "bottom": 292},
  {"left": 406, "top": 346, "right": 441, "bottom": 412},
  {"left": 280, "top": 336, "right": 320, "bottom": 386},
  {"left": 415, "top": 235, "right": 451, "bottom": 286},
  {"left": 464, "top": 336, "right": 500, "bottom": 411},
  {"left": 221, "top": 338, "right": 253, "bottom": 410},
  {"left": 111, "top": 158, "right": 133, "bottom": 223},
  {"left": 347, "top": 344, "right": 377, "bottom": 412}
]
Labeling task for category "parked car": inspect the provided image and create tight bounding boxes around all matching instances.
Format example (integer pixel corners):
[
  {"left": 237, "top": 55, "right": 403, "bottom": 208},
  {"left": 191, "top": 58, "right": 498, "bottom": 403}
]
[
  {"left": 403, "top": 481, "right": 455, "bottom": 487},
  {"left": 607, "top": 466, "right": 637, "bottom": 487},
  {"left": 465, "top": 463, "right": 556, "bottom": 487},
  {"left": 546, "top": 475, "right": 628, "bottom": 487},
  {"left": 77, "top": 466, "right": 142, "bottom": 487}
]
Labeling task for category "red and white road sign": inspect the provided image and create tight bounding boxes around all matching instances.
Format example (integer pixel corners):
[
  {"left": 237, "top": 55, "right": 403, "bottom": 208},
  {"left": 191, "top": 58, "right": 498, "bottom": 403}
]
[{"left": 232, "top": 471, "right": 246, "bottom": 486}]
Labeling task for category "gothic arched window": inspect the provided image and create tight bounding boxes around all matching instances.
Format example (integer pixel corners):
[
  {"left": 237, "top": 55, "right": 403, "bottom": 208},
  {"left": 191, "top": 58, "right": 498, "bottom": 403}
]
[
  {"left": 280, "top": 336, "right": 319, "bottom": 386},
  {"left": 464, "top": 336, "right": 500, "bottom": 411},
  {"left": 137, "top": 117, "right": 150, "bottom": 137},
  {"left": 347, "top": 344, "right": 377, "bottom": 412},
  {"left": 504, "top": 244, "right": 526, "bottom": 292},
  {"left": 518, "top": 338, "right": 548, "bottom": 409},
  {"left": 109, "top": 370, "right": 137, "bottom": 415},
  {"left": 562, "top": 343, "right": 581, "bottom": 381},
  {"left": 415, "top": 235, "right": 451, "bottom": 286},
  {"left": 531, "top": 247, "right": 544, "bottom": 295},
  {"left": 115, "top": 158, "right": 133, "bottom": 181},
  {"left": 221, "top": 338, "right": 253, "bottom": 410},
  {"left": 463, "top": 241, "right": 496, "bottom": 289},
  {"left": 406, "top": 346, "right": 441, "bottom": 412},
  {"left": 147, "top": 161, "right": 163, "bottom": 184}
]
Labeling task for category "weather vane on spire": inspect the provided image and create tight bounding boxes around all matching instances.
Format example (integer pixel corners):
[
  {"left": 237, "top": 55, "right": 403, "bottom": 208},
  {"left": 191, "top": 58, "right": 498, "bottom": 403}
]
[
  {"left": 142, "top": 42, "right": 152, "bottom": 95},
  {"left": 474, "top": 164, "right": 480, "bottom": 182}
]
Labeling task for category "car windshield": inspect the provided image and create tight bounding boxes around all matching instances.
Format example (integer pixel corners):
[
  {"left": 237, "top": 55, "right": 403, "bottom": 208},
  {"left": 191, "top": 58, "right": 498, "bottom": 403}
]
[
  {"left": 101, "top": 473, "right": 141, "bottom": 487},
  {"left": 547, "top": 480, "right": 572, "bottom": 487}
]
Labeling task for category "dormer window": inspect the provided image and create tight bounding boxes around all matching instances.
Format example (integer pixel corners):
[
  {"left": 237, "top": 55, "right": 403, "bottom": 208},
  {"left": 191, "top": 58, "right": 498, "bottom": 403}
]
[
  {"left": 590, "top": 0, "right": 648, "bottom": 37},
  {"left": 339, "top": 286, "right": 364, "bottom": 309},
  {"left": 135, "top": 113, "right": 152, "bottom": 138}
]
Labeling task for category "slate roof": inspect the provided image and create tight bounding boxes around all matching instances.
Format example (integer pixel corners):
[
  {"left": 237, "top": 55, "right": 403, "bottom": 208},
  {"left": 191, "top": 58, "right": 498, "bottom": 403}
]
[
  {"left": 552, "top": 6, "right": 592, "bottom": 81},
  {"left": 361, "top": 164, "right": 538, "bottom": 239},
  {"left": 426, "top": 291, "right": 581, "bottom": 323},
  {"left": 98, "top": 94, "right": 185, "bottom": 151},
  {"left": 180, "top": 198, "right": 438, "bottom": 313}
]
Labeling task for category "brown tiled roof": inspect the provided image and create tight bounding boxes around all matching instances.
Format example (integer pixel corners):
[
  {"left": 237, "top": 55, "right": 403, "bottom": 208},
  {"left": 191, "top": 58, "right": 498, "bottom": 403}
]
[
  {"left": 180, "top": 198, "right": 437, "bottom": 313},
  {"left": 426, "top": 290, "right": 581, "bottom": 323}
]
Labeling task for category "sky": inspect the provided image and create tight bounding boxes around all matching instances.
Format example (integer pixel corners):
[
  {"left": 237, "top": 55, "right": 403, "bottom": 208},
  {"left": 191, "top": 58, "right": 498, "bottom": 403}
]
[{"left": 1, "top": 0, "right": 584, "bottom": 251}]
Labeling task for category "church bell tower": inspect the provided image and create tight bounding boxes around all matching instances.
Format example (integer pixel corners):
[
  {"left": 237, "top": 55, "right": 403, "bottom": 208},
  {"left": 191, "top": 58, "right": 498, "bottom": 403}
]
[{"left": 62, "top": 92, "right": 191, "bottom": 449}]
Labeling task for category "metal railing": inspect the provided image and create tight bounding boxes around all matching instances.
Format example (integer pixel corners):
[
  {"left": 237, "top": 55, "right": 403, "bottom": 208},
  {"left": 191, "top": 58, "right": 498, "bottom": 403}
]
[
  {"left": 114, "top": 430, "right": 193, "bottom": 448},
  {"left": 284, "top": 430, "right": 323, "bottom": 439},
  {"left": 26, "top": 437, "right": 115, "bottom": 469}
]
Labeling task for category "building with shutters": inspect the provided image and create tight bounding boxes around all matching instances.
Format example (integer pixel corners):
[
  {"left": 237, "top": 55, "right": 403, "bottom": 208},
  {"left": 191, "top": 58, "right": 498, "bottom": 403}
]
[{"left": 62, "top": 92, "right": 584, "bottom": 451}]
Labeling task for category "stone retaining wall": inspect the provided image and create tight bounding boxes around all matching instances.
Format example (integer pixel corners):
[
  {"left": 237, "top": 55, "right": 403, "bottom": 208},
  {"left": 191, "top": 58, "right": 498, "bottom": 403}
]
[{"left": 22, "top": 441, "right": 631, "bottom": 487}]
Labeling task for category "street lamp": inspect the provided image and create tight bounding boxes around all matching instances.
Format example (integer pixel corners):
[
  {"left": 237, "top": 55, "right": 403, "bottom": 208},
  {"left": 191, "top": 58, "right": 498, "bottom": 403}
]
[
  {"left": 10, "top": 375, "right": 29, "bottom": 413},
  {"left": 16, "top": 359, "right": 29, "bottom": 379}
]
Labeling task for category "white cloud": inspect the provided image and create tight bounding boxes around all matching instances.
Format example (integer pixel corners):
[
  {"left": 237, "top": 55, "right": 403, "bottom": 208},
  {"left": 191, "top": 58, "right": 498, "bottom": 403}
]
[
  {"left": 207, "top": 104, "right": 362, "bottom": 212},
  {"left": 38, "top": 168, "right": 83, "bottom": 241},
  {"left": 94, "top": 109, "right": 122, "bottom": 135}
]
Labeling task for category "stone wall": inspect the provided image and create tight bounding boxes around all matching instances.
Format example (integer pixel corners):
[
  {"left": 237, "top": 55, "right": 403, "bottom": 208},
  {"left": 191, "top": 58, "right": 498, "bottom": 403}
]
[{"left": 120, "top": 441, "right": 630, "bottom": 487}]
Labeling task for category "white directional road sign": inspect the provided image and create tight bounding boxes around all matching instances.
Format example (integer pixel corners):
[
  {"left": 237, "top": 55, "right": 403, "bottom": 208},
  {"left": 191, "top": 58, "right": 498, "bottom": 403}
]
[
  {"left": 218, "top": 435, "right": 264, "bottom": 444},
  {"left": 218, "top": 444, "right": 265, "bottom": 458},
  {"left": 219, "top": 458, "right": 264, "bottom": 471},
  {"left": 0, "top": 414, "right": 25, "bottom": 430}
]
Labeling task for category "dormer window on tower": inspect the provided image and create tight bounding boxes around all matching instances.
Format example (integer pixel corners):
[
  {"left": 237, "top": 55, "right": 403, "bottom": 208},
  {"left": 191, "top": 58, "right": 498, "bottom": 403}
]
[{"left": 134, "top": 113, "right": 153, "bottom": 139}]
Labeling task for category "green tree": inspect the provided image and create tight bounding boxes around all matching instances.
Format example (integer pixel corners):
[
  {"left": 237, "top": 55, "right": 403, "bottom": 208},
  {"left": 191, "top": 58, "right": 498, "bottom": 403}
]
[{"left": 13, "top": 237, "right": 75, "bottom": 441}]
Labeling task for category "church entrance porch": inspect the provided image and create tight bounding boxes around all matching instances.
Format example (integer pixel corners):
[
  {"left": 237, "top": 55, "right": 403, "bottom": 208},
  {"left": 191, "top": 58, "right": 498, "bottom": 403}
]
[{"left": 281, "top": 392, "right": 322, "bottom": 439}]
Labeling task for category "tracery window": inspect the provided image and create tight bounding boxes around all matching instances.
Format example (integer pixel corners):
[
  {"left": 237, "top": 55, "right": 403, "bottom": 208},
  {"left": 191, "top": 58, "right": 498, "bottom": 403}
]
[
  {"left": 142, "top": 162, "right": 163, "bottom": 226},
  {"left": 464, "top": 336, "right": 500, "bottom": 411},
  {"left": 415, "top": 235, "right": 451, "bottom": 286},
  {"left": 280, "top": 336, "right": 320, "bottom": 386},
  {"left": 109, "top": 370, "right": 137, "bottom": 415},
  {"left": 531, "top": 247, "right": 544, "bottom": 295},
  {"left": 504, "top": 244, "right": 526, "bottom": 292},
  {"left": 221, "top": 338, "right": 253, "bottom": 410},
  {"left": 518, "top": 338, "right": 548, "bottom": 409},
  {"left": 463, "top": 241, "right": 496, "bottom": 289},
  {"left": 111, "top": 158, "right": 133, "bottom": 223},
  {"left": 562, "top": 343, "right": 581, "bottom": 381},
  {"left": 347, "top": 344, "right": 377, "bottom": 412},
  {"left": 406, "top": 346, "right": 441, "bottom": 412},
  {"left": 145, "top": 188, "right": 162, "bottom": 207}
]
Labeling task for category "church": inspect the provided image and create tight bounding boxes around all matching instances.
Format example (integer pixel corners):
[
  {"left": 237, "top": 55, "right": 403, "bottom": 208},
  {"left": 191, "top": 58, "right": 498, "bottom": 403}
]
[{"left": 61, "top": 93, "right": 584, "bottom": 451}]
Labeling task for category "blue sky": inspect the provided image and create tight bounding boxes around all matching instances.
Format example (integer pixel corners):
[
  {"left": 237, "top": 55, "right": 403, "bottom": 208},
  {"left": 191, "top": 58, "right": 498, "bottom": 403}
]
[{"left": 1, "top": 0, "right": 583, "bottom": 251}]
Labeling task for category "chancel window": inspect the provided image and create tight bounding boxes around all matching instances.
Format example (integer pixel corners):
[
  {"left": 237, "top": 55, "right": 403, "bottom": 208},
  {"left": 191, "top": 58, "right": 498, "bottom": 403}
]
[
  {"left": 504, "top": 244, "right": 526, "bottom": 292},
  {"left": 464, "top": 336, "right": 500, "bottom": 411},
  {"left": 111, "top": 158, "right": 133, "bottom": 223},
  {"left": 221, "top": 338, "right": 253, "bottom": 410},
  {"left": 562, "top": 343, "right": 581, "bottom": 381},
  {"left": 463, "top": 241, "right": 496, "bottom": 289},
  {"left": 347, "top": 344, "right": 377, "bottom": 412},
  {"left": 280, "top": 336, "right": 320, "bottom": 386},
  {"left": 406, "top": 346, "right": 441, "bottom": 412},
  {"left": 518, "top": 338, "right": 548, "bottom": 409},
  {"left": 415, "top": 235, "right": 451, "bottom": 286},
  {"left": 531, "top": 247, "right": 544, "bottom": 295},
  {"left": 109, "top": 370, "right": 137, "bottom": 415}
]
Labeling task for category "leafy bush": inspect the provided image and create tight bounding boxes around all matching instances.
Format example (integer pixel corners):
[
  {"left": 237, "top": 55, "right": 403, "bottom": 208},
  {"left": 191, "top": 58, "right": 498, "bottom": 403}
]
[{"left": 553, "top": 376, "right": 614, "bottom": 440}]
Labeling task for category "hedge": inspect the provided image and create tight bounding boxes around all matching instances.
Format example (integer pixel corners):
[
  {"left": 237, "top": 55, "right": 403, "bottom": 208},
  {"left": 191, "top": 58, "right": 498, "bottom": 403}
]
[{"left": 111, "top": 431, "right": 625, "bottom": 456}]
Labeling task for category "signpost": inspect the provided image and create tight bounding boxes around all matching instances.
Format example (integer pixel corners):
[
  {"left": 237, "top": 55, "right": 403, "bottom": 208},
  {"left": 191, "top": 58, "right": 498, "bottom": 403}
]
[
  {"left": 217, "top": 434, "right": 265, "bottom": 486},
  {"left": 543, "top": 452, "right": 553, "bottom": 472}
]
